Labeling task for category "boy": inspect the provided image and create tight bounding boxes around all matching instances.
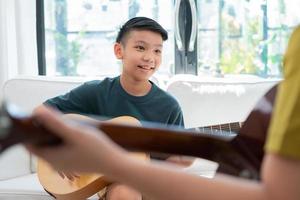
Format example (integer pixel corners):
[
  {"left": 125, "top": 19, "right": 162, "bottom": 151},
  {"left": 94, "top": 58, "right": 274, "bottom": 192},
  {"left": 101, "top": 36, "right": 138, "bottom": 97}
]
[
  {"left": 45, "top": 17, "right": 183, "bottom": 127},
  {"left": 29, "top": 25, "right": 300, "bottom": 200},
  {"left": 42, "top": 17, "right": 185, "bottom": 200}
]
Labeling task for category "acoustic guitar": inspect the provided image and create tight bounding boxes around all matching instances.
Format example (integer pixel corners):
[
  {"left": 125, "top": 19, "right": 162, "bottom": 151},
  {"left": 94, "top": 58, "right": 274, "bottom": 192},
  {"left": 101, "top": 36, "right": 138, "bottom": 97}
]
[
  {"left": 37, "top": 116, "right": 148, "bottom": 200},
  {"left": 0, "top": 84, "right": 277, "bottom": 197}
]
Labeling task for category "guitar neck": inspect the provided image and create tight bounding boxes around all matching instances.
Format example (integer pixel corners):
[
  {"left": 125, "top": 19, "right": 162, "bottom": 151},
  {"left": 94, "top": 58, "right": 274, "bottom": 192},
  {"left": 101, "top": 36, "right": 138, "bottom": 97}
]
[
  {"left": 98, "top": 122, "right": 261, "bottom": 179},
  {"left": 195, "top": 122, "right": 243, "bottom": 136},
  {"left": 100, "top": 122, "right": 233, "bottom": 157}
]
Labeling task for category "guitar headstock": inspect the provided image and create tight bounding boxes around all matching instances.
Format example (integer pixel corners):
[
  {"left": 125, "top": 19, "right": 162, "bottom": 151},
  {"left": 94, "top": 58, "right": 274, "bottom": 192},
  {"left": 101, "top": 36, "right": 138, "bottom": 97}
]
[{"left": 0, "top": 102, "right": 62, "bottom": 153}]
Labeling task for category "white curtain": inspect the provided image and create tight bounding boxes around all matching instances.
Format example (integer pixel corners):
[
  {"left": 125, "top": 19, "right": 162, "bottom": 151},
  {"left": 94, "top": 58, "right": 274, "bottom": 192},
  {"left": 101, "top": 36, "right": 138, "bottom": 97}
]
[{"left": 0, "top": 0, "right": 38, "bottom": 98}]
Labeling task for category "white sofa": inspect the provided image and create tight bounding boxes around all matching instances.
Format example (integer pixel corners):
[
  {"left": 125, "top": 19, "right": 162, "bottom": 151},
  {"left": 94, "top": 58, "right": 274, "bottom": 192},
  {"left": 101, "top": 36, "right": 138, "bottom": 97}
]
[{"left": 0, "top": 75, "right": 279, "bottom": 199}]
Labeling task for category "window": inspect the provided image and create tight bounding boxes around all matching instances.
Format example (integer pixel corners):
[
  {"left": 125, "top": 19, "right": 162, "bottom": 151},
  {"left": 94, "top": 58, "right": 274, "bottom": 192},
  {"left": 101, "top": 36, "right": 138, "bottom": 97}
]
[
  {"left": 196, "top": 0, "right": 300, "bottom": 77},
  {"left": 40, "top": 0, "right": 174, "bottom": 77},
  {"left": 38, "top": 0, "right": 300, "bottom": 78}
]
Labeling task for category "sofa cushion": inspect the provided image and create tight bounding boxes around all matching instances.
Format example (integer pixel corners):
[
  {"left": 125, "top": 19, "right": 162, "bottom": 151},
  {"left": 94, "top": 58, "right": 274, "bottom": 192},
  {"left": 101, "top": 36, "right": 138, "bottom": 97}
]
[
  {"left": 0, "top": 174, "right": 52, "bottom": 200},
  {"left": 166, "top": 74, "right": 280, "bottom": 128},
  {"left": 0, "top": 146, "right": 31, "bottom": 180},
  {"left": 3, "top": 76, "right": 84, "bottom": 112}
]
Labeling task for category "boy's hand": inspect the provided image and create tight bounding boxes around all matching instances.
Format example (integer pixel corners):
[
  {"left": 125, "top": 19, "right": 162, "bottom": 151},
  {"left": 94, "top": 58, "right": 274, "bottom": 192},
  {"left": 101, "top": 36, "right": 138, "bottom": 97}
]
[
  {"left": 58, "top": 171, "right": 80, "bottom": 181},
  {"left": 166, "top": 156, "right": 195, "bottom": 167}
]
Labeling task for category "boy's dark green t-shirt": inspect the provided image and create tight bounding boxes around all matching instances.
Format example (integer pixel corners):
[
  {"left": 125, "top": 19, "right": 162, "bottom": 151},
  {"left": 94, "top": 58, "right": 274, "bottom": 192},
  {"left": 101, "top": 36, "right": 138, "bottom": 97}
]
[{"left": 45, "top": 76, "right": 184, "bottom": 127}]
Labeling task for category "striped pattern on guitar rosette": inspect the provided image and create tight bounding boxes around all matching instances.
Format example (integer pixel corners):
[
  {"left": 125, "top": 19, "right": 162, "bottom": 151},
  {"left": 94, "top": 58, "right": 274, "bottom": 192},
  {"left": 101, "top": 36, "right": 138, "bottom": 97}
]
[{"left": 193, "top": 122, "right": 244, "bottom": 136}]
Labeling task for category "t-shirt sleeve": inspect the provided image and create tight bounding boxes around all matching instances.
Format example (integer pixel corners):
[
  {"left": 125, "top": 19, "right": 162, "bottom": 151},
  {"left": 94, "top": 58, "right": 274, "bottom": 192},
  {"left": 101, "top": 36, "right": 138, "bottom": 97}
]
[
  {"left": 168, "top": 103, "right": 185, "bottom": 128},
  {"left": 45, "top": 82, "right": 96, "bottom": 114},
  {"left": 265, "top": 26, "right": 300, "bottom": 160}
]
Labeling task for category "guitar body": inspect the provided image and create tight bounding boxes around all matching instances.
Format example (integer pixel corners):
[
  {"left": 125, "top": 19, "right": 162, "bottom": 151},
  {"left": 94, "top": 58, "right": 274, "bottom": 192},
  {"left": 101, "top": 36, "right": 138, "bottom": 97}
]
[
  {"left": 37, "top": 116, "right": 147, "bottom": 200},
  {"left": 38, "top": 160, "right": 108, "bottom": 200}
]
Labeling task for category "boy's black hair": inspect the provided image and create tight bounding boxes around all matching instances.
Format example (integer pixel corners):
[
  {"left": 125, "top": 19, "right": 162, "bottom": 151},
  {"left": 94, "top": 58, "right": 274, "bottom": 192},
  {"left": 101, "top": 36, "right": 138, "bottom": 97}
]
[{"left": 116, "top": 17, "right": 168, "bottom": 44}]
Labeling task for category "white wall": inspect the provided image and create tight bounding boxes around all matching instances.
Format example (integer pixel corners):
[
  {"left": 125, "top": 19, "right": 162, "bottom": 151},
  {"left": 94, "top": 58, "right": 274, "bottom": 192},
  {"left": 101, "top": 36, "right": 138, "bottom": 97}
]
[
  {"left": 15, "top": 0, "right": 38, "bottom": 75},
  {"left": 0, "top": 0, "right": 38, "bottom": 98}
]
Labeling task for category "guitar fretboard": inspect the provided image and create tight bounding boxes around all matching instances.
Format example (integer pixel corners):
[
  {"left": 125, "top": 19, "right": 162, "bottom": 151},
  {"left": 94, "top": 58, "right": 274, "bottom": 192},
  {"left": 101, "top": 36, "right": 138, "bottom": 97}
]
[{"left": 193, "top": 122, "right": 243, "bottom": 136}]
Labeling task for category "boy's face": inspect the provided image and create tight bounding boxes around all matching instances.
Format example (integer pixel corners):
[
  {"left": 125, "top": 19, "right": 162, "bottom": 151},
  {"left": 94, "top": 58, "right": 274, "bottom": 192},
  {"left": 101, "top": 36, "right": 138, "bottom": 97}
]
[{"left": 114, "top": 30, "right": 163, "bottom": 81}]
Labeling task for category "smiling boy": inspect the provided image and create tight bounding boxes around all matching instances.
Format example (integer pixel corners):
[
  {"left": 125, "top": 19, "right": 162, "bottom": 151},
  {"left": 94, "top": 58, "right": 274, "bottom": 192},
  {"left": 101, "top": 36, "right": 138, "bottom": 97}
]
[{"left": 43, "top": 17, "right": 185, "bottom": 200}]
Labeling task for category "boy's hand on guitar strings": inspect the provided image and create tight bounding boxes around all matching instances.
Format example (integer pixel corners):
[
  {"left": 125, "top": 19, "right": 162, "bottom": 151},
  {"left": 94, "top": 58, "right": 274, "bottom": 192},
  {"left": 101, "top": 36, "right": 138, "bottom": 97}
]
[{"left": 58, "top": 171, "right": 80, "bottom": 181}]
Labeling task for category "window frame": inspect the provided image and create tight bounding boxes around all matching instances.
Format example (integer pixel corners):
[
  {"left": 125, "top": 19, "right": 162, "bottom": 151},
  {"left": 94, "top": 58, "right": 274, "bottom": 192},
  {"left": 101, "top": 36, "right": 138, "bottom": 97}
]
[{"left": 36, "top": 0, "right": 46, "bottom": 75}]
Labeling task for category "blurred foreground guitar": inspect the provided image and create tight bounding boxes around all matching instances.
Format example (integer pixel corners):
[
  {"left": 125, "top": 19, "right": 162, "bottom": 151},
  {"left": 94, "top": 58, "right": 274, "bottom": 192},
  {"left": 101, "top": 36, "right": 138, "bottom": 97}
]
[{"left": 0, "top": 85, "right": 277, "bottom": 195}]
